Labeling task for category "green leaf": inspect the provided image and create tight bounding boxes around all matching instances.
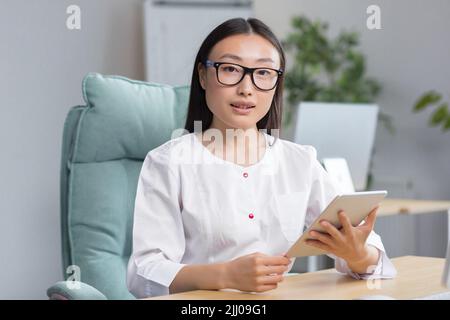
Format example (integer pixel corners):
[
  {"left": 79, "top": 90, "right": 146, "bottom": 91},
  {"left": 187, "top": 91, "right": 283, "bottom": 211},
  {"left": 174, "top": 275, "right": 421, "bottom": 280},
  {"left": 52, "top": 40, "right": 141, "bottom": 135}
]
[
  {"left": 413, "top": 91, "right": 442, "bottom": 112},
  {"left": 429, "top": 103, "right": 448, "bottom": 126},
  {"left": 443, "top": 116, "right": 450, "bottom": 131},
  {"left": 378, "top": 112, "right": 396, "bottom": 135}
]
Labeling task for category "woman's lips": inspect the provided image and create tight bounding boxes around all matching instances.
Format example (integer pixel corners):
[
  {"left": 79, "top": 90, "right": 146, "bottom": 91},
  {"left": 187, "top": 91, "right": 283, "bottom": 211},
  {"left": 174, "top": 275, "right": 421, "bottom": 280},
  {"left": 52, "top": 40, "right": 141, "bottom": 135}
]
[
  {"left": 230, "top": 103, "right": 255, "bottom": 109},
  {"left": 230, "top": 103, "right": 255, "bottom": 115}
]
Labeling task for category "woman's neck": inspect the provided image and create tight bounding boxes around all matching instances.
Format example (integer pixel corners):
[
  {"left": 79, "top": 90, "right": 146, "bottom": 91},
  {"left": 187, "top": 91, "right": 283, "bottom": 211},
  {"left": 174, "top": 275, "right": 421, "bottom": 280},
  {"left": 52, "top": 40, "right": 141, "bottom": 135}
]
[{"left": 201, "top": 120, "right": 266, "bottom": 167}]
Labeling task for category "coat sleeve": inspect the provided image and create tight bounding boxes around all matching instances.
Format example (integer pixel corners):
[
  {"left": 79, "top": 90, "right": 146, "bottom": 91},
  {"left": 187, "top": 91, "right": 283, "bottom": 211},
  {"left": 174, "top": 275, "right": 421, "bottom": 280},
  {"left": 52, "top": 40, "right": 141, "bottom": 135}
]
[{"left": 126, "top": 150, "right": 186, "bottom": 298}]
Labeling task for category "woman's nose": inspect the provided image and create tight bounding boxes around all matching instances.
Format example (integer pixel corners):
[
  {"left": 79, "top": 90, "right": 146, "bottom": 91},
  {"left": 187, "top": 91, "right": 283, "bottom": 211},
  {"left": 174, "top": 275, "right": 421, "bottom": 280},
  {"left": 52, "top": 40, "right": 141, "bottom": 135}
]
[{"left": 237, "top": 73, "right": 254, "bottom": 96}]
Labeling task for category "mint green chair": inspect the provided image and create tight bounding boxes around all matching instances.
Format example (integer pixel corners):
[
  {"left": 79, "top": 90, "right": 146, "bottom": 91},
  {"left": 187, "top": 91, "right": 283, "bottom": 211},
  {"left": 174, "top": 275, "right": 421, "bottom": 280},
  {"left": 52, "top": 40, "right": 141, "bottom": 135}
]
[{"left": 47, "top": 73, "right": 190, "bottom": 299}]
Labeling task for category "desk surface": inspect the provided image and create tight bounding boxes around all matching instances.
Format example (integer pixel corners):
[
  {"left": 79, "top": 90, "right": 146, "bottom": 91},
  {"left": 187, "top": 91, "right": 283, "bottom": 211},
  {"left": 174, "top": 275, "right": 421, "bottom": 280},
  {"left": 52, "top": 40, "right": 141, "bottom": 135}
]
[
  {"left": 148, "top": 256, "right": 448, "bottom": 300},
  {"left": 378, "top": 198, "right": 450, "bottom": 217}
]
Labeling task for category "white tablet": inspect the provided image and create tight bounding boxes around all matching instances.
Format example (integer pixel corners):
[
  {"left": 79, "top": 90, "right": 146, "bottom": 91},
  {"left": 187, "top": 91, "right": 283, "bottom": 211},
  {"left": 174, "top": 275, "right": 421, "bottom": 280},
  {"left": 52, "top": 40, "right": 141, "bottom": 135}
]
[{"left": 286, "top": 190, "right": 388, "bottom": 258}]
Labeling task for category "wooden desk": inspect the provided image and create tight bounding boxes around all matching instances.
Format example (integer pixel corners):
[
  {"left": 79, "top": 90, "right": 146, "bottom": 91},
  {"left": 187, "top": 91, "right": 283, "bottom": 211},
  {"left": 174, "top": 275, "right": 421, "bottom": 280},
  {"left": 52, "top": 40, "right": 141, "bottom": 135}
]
[
  {"left": 378, "top": 198, "right": 450, "bottom": 247},
  {"left": 378, "top": 198, "right": 450, "bottom": 217},
  {"left": 148, "top": 256, "right": 448, "bottom": 300}
]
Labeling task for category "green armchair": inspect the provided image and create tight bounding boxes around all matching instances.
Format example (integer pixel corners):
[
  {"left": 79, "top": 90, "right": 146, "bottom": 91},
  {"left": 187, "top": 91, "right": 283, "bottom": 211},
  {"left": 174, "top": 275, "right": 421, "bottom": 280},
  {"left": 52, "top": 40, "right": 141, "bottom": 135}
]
[{"left": 47, "top": 73, "right": 190, "bottom": 299}]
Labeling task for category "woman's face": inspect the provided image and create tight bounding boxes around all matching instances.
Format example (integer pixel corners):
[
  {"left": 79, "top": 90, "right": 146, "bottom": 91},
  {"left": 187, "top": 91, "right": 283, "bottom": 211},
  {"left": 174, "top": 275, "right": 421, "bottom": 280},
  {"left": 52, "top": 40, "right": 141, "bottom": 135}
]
[{"left": 198, "top": 34, "right": 281, "bottom": 131}]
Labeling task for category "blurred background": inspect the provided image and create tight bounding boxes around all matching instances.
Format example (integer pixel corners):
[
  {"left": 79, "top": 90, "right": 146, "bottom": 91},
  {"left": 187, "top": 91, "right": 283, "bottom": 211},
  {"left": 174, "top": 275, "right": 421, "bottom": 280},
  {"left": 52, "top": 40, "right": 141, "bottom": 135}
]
[{"left": 1, "top": 0, "right": 449, "bottom": 299}]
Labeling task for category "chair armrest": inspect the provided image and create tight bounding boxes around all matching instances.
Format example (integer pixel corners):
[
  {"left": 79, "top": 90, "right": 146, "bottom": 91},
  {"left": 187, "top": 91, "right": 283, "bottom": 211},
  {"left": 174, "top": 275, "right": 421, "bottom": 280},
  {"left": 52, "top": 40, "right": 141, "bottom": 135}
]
[{"left": 47, "top": 281, "right": 107, "bottom": 300}]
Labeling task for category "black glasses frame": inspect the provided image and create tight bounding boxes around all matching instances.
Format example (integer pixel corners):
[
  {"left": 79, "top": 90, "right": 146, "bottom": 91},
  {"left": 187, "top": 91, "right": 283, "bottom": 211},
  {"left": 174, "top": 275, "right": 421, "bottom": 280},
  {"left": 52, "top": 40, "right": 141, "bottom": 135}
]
[{"left": 204, "top": 59, "right": 284, "bottom": 91}]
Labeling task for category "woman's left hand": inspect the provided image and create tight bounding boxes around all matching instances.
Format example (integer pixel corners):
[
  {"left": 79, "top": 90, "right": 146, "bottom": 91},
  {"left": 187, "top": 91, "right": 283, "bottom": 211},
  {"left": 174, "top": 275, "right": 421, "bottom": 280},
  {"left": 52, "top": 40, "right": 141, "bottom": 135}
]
[{"left": 305, "top": 206, "right": 379, "bottom": 267}]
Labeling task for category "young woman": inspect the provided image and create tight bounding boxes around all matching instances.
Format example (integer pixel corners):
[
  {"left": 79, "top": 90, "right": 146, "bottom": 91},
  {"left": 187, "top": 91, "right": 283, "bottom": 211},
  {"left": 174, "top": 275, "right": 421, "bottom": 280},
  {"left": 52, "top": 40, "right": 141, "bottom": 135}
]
[{"left": 127, "top": 18, "right": 396, "bottom": 298}]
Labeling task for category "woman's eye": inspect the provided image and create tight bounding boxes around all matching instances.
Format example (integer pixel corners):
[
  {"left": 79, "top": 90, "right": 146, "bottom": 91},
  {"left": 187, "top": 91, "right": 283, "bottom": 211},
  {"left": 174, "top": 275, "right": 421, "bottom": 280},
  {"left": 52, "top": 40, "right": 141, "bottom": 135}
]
[
  {"left": 256, "top": 69, "right": 270, "bottom": 76},
  {"left": 223, "top": 66, "right": 237, "bottom": 72}
]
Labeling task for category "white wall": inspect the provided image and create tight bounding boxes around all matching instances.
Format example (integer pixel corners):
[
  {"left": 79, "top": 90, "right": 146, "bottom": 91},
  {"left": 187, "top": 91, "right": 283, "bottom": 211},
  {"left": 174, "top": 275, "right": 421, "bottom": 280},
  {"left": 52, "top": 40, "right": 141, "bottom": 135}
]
[
  {"left": 255, "top": 0, "right": 450, "bottom": 259},
  {"left": 0, "top": 0, "right": 145, "bottom": 299}
]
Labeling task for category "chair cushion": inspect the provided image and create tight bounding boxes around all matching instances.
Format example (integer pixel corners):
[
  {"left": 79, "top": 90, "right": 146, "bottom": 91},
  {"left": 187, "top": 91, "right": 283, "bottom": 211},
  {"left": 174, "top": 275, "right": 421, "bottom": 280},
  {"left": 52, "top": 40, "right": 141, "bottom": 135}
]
[
  {"left": 76, "top": 73, "right": 190, "bottom": 162},
  {"left": 64, "top": 73, "right": 190, "bottom": 299}
]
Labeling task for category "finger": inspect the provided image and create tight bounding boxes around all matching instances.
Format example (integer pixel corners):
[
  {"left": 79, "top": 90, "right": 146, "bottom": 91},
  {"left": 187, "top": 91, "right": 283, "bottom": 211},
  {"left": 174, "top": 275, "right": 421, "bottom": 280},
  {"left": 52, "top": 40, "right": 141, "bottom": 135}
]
[
  {"left": 338, "top": 211, "right": 353, "bottom": 233},
  {"left": 309, "top": 230, "right": 335, "bottom": 247},
  {"left": 319, "top": 219, "right": 344, "bottom": 241},
  {"left": 258, "top": 274, "right": 284, "bottom": 285},
  {"left": 363, "top": 207, "right": 378, "bottom": 230},
  {"left": 257, "top": 265, "right": 289, "bottom": 276},
  {"left": 282, "top": 252, "right": 295, "bottom": 260},
  {"left": 260, "top": 255, "right": 291, "bottom": 266},
  {"left": 254, "top": 284, "right": 278, "bottom": 292},
  {"left": 305, "top": 239, "right": 332, "bottom": 252}
]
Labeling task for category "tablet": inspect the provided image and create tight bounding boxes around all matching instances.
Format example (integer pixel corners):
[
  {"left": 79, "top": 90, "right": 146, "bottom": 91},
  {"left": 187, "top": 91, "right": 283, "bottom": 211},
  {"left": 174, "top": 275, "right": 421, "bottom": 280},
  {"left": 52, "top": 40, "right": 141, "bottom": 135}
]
[{"left": 286, "top": 190, "right": 387, "bottom": 258}]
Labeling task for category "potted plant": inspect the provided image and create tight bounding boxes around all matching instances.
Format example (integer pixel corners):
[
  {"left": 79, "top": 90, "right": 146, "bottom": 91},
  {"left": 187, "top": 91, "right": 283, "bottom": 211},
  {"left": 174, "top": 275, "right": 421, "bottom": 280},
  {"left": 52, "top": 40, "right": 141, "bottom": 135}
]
[{"left": 282, "top": 15, "right": 394, "bottom": 134}]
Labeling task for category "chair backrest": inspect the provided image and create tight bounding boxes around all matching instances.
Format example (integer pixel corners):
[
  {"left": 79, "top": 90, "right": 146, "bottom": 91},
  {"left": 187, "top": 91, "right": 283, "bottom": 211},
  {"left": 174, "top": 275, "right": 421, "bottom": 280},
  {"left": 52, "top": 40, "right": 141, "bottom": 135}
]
[{"left": 60, "top": 73, "right": 190, "bottom": 299}]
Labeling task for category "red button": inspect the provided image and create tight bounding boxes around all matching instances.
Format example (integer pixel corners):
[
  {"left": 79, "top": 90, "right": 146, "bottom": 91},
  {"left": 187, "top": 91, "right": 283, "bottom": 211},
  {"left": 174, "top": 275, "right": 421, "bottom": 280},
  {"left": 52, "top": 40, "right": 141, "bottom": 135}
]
[
  {"left": 249, "top": 213, "right": 254, "bottom": 219},
  {"left": 243, "top": 172, "right": 248, "bottom": 178}
]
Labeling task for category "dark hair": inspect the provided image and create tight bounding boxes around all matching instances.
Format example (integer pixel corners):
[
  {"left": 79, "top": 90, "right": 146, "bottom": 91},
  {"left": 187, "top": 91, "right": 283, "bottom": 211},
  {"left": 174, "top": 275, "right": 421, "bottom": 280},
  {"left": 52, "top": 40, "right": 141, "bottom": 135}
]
[{"left": 184, "top": 18, "right": 286, "bottom": 136}]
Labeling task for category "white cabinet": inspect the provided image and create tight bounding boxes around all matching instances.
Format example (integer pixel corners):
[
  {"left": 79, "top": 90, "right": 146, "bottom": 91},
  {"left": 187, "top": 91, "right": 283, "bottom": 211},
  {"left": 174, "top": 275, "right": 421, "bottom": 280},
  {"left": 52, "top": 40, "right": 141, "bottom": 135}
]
[{"left": 144, "top": 0, "right": 253, "bottom": 86}]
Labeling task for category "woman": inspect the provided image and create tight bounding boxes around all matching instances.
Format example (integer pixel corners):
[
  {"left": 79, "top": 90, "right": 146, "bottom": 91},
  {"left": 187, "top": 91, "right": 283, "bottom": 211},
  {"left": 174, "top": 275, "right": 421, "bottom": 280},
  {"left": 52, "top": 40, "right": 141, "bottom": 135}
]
[{"left": 127, "top": 17, "right": 396, "bottom": 298}]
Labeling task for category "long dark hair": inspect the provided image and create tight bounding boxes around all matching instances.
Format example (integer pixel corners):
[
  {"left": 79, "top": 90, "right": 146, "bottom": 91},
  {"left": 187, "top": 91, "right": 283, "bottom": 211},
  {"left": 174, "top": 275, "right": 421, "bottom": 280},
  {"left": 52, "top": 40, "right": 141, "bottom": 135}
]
[{"left": 184, "top": 18, "right": 286, "bottom": 136}]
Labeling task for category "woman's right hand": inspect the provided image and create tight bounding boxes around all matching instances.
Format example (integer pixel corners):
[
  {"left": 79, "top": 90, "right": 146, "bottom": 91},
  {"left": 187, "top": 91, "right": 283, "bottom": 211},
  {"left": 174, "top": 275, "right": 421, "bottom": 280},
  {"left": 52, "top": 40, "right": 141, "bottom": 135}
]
[{"left": 224, "top": 252, "right": 291, "bottom": 292}]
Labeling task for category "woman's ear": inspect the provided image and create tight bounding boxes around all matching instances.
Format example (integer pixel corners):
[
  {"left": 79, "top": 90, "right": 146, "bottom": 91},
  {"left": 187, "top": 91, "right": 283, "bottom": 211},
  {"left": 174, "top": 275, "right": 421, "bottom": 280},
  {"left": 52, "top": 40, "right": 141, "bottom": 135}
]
[{"left": 198, "top": 62, "right": 206, "bottom": 90}]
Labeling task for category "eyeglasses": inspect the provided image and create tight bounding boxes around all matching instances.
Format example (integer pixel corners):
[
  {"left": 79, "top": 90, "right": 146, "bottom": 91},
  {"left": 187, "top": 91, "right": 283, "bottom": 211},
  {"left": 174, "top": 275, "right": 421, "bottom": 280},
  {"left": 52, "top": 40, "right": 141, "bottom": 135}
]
[{"left": 204, "top": 60, "right": 283, "bottom": 91}]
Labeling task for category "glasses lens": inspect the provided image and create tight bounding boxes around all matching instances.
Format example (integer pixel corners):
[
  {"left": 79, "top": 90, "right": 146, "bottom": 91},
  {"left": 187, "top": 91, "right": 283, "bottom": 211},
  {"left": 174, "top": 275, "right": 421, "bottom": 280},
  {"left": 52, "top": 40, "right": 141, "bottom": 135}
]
[
  {"left": 253, "top": 68, "right": 279, "bottom": 90},
  {"left": 217, "top": 64, "right": 244, "bottom": 85},
  {"left": 216, "top": 63, "right": 279, "bottom": 90}
]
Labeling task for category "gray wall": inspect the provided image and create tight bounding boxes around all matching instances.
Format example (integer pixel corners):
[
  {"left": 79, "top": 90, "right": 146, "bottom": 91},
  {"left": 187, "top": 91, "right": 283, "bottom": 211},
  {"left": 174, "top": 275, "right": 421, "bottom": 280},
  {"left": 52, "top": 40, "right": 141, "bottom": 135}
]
[
  {"left": 0, "top": 0, "right": 144, "bottom": 299},
  {"left": 256, "top": 0, "right": 450, "bottom": 261}
]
